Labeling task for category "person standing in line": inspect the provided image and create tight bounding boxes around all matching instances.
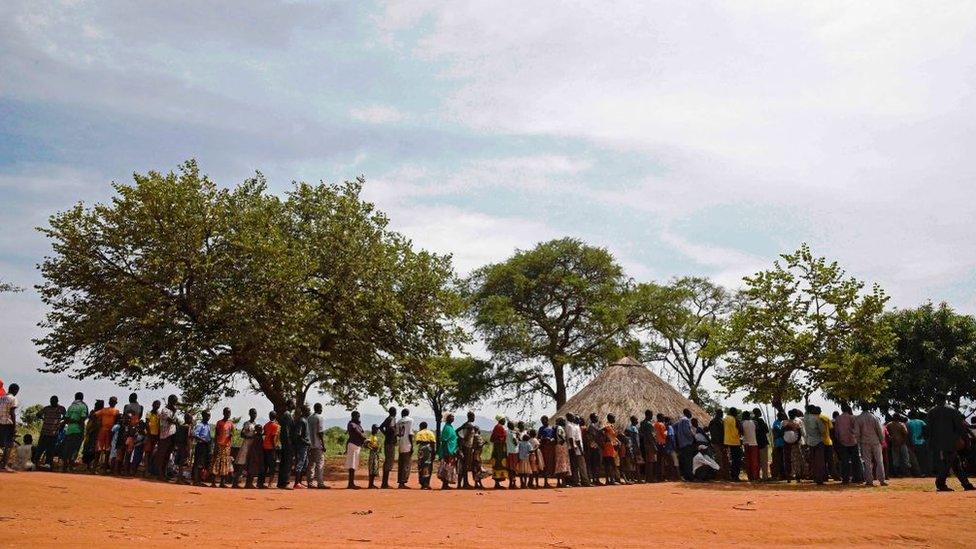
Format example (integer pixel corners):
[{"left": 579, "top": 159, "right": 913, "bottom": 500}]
[
  {"left": 639, "top": 410, "right": 657, "bottom": 483},
  {"left": 94, "top": 396, "right": 120, "bottom": 473},
  {"left": 61, "top": 392, "right": 88, "bottom": 472},
  {"left": 505, "top": 419, "right": 520, "bottom": 488},
  {"left": 437, "top": 413, "right": 459, "bottom": 489},
  {"left": 740, "top": 411, "right": 759, "bottom": 481},
  {"left": 415, "top": 421, "right": 436, "bottom": 490},
  {"left": 276, "top": 401, "right": 296, "bottom": 489},
  {"left": 803, "top": 405, "right": 826, "bottom": 485},
  {"left": 366, "top": 425, "right": 380, "bottom": 489},
  {"left": 854, "top": 407, "right": 887, "bottom": 487},
  {"left": 123, "top": 393, "right": 143, "bottom": 427},
  {"left": 244, "top": 423, "right": 264, "bottom": 489},
  {"left": 674, "top": 409, "right": 696, "bottom": 481},
  {"left": 259, "top": 411, "right": 279, "bottom": 489},
  {"left": 537, "top": 415, "right": 557, "bottom": 488},
  {"left": 395, "top": 408, "right": 414, "bottom": 489},
  {"left": 173, "top": 412, "right": 193, "bottom": 484},
  {"left": 771, "top": 411, "right": 787, "bottom": 480},
  {"left": 752, "top": 408, "right": 770, "bottom": 481},
  {"left": 211, "top": 407, "right": 235, "bottom": 488},
  {"left": 154, "top": 395, "right": 179, "bottom": 481},
  {"left": 585, "top": 413, "right": 604, "bottom": 486},
  {"left": 708, "top": 409, "right": 727, "bottom": 480},
  {"left": 819, "top": 410, "right": 837, "bottom": 480},
  {"left": 723, "top": 408, "right": 743, "bottom": 481},
  {"left": 653, "top": 414, "right": 669, "bottom": 481},
  {"left": 142, "top": 400, "right": 160, "bottom": 477},
  {"left": 234, "top": 408, "right": 258, "bottom": 488},
  {"left": 926, "top": 402, "right": 974, "bottom": 492},
  {"left": 291, "top": 404, "right": 311, "bottom": 489},
  {"left": 345, "top": 411, "right": 366, "bottom": 489},
  {"left": 379, "top": 406, "right": 398, "bottom": 489},
  {"left": 307, "top": 403, "right": 328, "bottom": 489},
  {"left": 35, "top": 395, "right": 65, "bottom": 469},
  {"left": 489, "top": 415, "right": 509, "bottom": 489},
  {"left": 0, "top": 383, "right": 19, "bottom": 472},
  {"left": 455, "top": 411, "right": 477, "bottom": 489},
  {"left": 833, "top": 403, "right": 862, "bottom": 484},
  {"left": 906, "top": 411, "right": 928, "bottom": 476},
  {"left": 191, "top": 410, "right": 212, "bottom": 486},
  {"left": 886, "top": 415, "right": 910, "bottom": 477}
]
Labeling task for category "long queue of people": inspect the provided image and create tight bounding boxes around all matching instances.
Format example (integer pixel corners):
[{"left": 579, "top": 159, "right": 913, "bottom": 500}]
[{"left": 1, "top": 382, "right": 973, "bottom": 492}]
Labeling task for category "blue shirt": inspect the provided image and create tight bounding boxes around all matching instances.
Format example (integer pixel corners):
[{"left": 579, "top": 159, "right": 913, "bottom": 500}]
[
  {"left": 537, "top": 425, "right": 556, "bottom": 442},
  {"left": 193, "top": 422, "right": 212, "bottom": 443},
  {"left": 772, "top": 419, "right": 785, "bottom": 448},
  {"left": 673, "top": 417, "right": 695, "bottom": 449},
  {"left": 907, "top": 418, "right": 926, "bottom": 445}
]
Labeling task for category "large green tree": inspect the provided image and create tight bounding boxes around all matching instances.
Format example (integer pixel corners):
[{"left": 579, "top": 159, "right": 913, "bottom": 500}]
[
  {"left": 719, "top": 244, "right": 894, "bottom": 411},
  {"left": 466, "top": 238, "right": 642, "bottom": 409},
  {"left": 637, "top": 277, "right": 732, "bottom": 406},
  {"left": 873, "top": 302, "right": 976, "bottom": 412},
  {"left": 35, "top": 160, "right": 463, "bottom": 411}
]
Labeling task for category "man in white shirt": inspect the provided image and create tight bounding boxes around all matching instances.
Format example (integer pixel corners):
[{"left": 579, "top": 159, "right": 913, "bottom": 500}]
[
  {"left": 308, "top": 403, "right": 329, "bottom": 489},
  {"left": 154, "top": 394, "right": 180, "bottom": 481},
  {"left": 395, "top": 408, "right": 414, "bottom": 488},
  {"left": 741, "top": 411, "right": 759, "bottom": 481}
]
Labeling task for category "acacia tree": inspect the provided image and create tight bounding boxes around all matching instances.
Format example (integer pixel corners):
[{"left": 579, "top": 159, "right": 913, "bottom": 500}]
[
  {"left": 719, "top": 244, "right": 893, "bottom": 411},
  {"left": 637, "top": 277, "right": 732, "bottom": 405},
  {"left": 415, "top": 356, "right": 496, "bottom": 443},
  {"left": 871, "top": 302, "right": 976, "bottom": 412},
  {"left": 35, "top": 160, "right": 463, "bottom": 411},
  {"left": 467, "top": 238, "right": 642, "bottom": 409}
]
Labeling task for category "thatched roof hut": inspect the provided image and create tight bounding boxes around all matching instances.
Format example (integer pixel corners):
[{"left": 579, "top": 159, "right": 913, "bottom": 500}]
[{"left": 554, "top": 357, "right": 710, "bottom": 424}]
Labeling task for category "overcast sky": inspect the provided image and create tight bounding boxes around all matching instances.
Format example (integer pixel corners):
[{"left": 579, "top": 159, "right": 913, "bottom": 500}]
[{"left": 2, "top": 1, "right": 975, "bottom": 418}]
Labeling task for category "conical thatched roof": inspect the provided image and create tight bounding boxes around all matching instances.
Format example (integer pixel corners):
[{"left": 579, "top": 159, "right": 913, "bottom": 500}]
[{"left": 554, "top": 357, "right": 709, "bottom": 424}]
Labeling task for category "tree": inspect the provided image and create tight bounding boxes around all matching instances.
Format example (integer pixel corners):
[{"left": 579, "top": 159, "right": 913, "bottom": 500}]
[
  {"left": 466, "top": 238, "right": 642, "bottom": 409},
  {"left": 637, "top": 277, "right": 732, "bottom": 405},
  {"left": 719, "top": 244, "right": 893, "bottom": 411},
  {"left": 36, "top": 160, "right": 463, "bottom": 411},
  {"left": 873, "top": 302, "right": 976, "bottom": 412},
  {"left": 416, "top": 356, "right": 496, "bottom": 443}
]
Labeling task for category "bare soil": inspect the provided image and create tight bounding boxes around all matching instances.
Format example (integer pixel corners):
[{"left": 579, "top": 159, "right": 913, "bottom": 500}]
[{"left": 2, "top": 472, "right": 972, "bottom": 547}]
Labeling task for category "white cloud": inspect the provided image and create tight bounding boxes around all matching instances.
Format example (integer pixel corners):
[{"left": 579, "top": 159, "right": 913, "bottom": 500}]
[{"left": 349, "top": 104, "right": 406, "bottom": 124}]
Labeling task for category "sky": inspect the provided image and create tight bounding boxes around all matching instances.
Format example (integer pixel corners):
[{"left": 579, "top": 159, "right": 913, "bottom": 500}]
[{"left": 2, "top": 1, "right": 975, "bottom": 419}]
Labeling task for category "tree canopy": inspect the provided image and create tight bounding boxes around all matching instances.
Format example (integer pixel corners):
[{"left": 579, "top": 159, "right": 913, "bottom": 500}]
[
  {"left": 872, "top": 302, "right": 976, "bottom": 413},
  {"left": 466, "top": 238, "right": 642, "bottom": 409},
  {"left": 416, "top": 355, "right": 496, "bottom": 441},
  {"left": 719, "top": 244, "right": 894, "bottom": 410},
  {"left": 35, "top": 160, "right": 464, "bottom": 411},
  {"left": 637, "top": 276, "right": 732, "bottom": 406}
]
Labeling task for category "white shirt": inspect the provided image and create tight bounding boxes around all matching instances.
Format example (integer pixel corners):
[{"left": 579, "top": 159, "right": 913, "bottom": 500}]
[
  {"left": 741, "top": 420, "right": 758, "bottom": 446},
  {"left": 395, "top": 416, "right": 414, "bottom": 453},
  {"left": 564, "top": 421, "right": 583, "bottom": 449},
  {"left": 0, "top": 394, "right": 17, "bottom": 425},
  {"left": 693, "top": 451, "right": 720, "bottom": 472},
  {"left": 158, "top": 406, "right": 177, "bottom": 439}
]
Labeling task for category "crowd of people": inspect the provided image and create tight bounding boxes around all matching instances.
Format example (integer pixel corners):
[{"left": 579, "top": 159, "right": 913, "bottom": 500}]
[{"left": 1, "top": 380, "right": 974, "bottom": 493}]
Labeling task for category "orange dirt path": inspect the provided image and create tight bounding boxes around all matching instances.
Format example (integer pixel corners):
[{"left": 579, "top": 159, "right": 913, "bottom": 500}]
[{"left": 2, "top": 473, "right": 972, "bottom": 548}]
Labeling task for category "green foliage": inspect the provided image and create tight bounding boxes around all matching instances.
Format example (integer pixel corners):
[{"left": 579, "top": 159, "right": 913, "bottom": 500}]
[
  {"left": 35, "top": 160, "right": 464, "bottom": 411},
  {"left": 719, "top": 244, "right": 893, "bottom": 409},
  {"left": 414, "top": 355, "right": 496, "bottom": 440},
  {"left": 636, "top": 277, "right": 732, "bottom": 405},
  {"left": 872, "top": 302, "right": 976, "bottom": 412},
  {"left": 466, "top": 238, "right": 643, "bottom": 409},
  {"left": 0, "top": 280, "right": 24, "bottom": 293}
]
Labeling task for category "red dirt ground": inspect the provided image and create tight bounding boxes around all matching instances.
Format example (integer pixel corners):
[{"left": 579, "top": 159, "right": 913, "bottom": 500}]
[{"left": 2, "top": 473, "right": 973, "bottom": 547}]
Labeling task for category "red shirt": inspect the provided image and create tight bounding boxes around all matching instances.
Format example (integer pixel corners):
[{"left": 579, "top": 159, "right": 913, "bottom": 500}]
[
  {"left": 215, "top": 419, "right": 234, "bottom": 447},
  {"left": 263, "top": 420, "right": 280, "bottom": 450},
  {"left": 654, "top": 421, "right": 667, "bottom": 445}
]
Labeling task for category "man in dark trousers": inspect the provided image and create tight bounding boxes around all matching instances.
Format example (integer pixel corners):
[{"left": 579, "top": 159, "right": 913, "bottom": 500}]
[
  {"left": 926, "top": 402, "right": 974, "bottom": 492},
  {"left": 639, "top": 410, "right": 656, "bottom": 482},
  {"left": 276, "top": 400, "right": 296, "bottom": 489},
  {"left": 379, "top": 406, "right": 397, "bottom": 489},
  {"left": 456, "top": 411, "right": 477, "bottom": 488}
]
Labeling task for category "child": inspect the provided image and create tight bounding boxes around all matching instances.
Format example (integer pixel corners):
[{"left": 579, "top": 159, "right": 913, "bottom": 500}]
[
  {"left": 245, "top": 424, "right": 264, "bottom": 489},
  {"left": 528, "top": 429, "right": 543, "bottom": 488},
  {"left": 128, "top": 420, "right": 146, "bottom": 476},
  {"left": 109, "top": 414, "right": 125, "bottom": 475},
  {"left": 517, "top": 433, "right": 533, "bottom": 488},
  {"left": 415, "top": 422, "right": 436, "bottom": 490},
  {"left": 15, "top": 434, "right": 34, "bottom": 471},
  {"left": 192, "top": 411, "right": 212, "bottom": 486},
  {"left": 366, "top": 424, "right": 380, "bottom": 489},
  {"left": 471, "top": 426, "right": 485, "bottom": 489}
]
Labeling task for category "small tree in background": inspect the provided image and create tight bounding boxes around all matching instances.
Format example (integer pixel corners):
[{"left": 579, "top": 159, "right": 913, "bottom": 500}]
[
  {"left": 637, "top": 276, "right": 732, "bottom": 405},
  {"left": 719, "top": 244, "right": 893, "bottom": 411},
  {"left": 417, "top": 356, "right": 496, "bottom": 442}
]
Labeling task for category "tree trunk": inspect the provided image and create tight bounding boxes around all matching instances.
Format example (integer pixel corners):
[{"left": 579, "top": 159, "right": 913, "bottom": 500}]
[
  {"left": 553, "top": 361, "right": 567, "bottom": 409},
  {"left": 688, "top": 383, "right": 702, "bottom": 406},
  {"left": 771, "top": 394, "right": 785, "bottom": 415},
  {"left": 433, "top": 407, "right": 443, "bottom": 449}
]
